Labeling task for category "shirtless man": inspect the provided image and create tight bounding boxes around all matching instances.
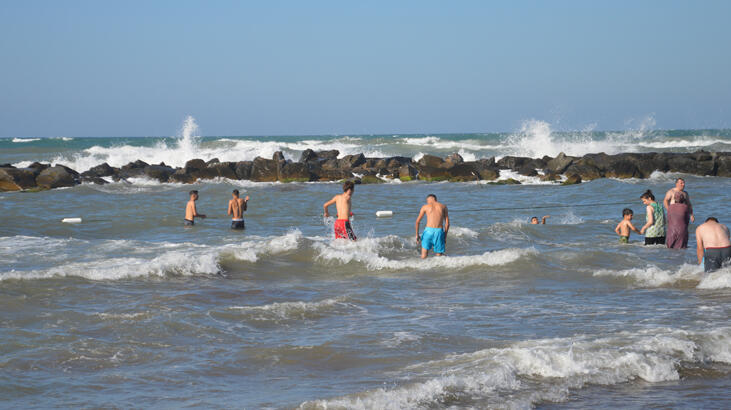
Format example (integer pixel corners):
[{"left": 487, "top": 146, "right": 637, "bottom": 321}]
[
  {"left": 696, "top": 217, "right": 731, "bottom": 272},
  {"left": 184, "top": 190, "right": 206, "bottom": 226},
  {"left": 227, "top": 189, "right": 249, "bottom": 229},
  {"left": 323, "top": 181, "right": 356, "bottom": 240},
  {"left": 531, "top": 215, "right": 549, "bottom": 224},
  {"left": 415, "top": 194, "right": 449, "bottom": 259},
  {"left": 663, "top": 178, "right": 695, "bottom": 223}
]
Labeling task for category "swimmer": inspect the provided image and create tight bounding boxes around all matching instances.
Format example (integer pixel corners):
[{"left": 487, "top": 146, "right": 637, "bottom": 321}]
[
  {"left": 323, "top": 180, "right": 356, "bottom": 240},
  {"left": 614, "top": 208, "right": 639, "bottom": 244},
  {"left": 415, "top": 194, "right": 449, "bottom": 259},
  {"left": 227, "top": 189, "right": 249, "bottom": 229},
  {"left": 531, "top": 215, "right": 549, "bottom": 224},
  {"left": 696, "top": 217, "right": 731, "bottom": 272},
  {"left": 184, "top": 190, "right": 206, "bottom": 226}
]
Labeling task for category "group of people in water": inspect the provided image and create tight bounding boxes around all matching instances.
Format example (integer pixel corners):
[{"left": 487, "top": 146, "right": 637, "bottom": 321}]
[{"left": 183, "top": 177, "right": 731, "bottom": 272}]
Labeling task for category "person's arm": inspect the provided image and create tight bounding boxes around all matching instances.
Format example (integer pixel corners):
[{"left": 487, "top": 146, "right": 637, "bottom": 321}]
[
  {"left": 443, "top": 207, "right": 449, "bottom": 236},
  {"left": 686, "top": 193, "right": 694, "bottom": 223},
  {"left": 541, "top": 215, "right": 549, "bottom": 224},
  {"left": 663, "top": 190, "right": 671, "bottom": 210},
  {"left": 640, "top": 205, "right": 654, "bottom": 234},
  {"left": 323, "top": 196, "right": 336, "bottom": 218},
  {"left": 227, "top": 200, "right": 233, "bottom": 216},
  {"left": 415, "top": 207, "right": 425, "bottom": 241},
  {"left": 243, "top": 196, "right": 249, "bottom": 211},
  {"left": 192, "top": 203, "right": 206, "bottom": 219},
  {"left": 696, "top": 229, "right": 704, "bottom": 265},
  {"left": 615, "top": 222, "right": 622, "bottom": 235},
  {"left": 628, "top": 221, "right": 640, "bottom": 233}
]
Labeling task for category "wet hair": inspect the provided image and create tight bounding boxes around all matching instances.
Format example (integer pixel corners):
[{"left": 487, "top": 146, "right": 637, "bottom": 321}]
[
  {"left": 622, "top": 208, "right": 633, "bottom": 216},
  {"left": 343, "top": 180, "right": 355, "bottom": 192},
  {"left": 676, "top": 177, "right": 685, "bottom": 183},
  {"left": 189, "top": 190, "right": 198, "bottom": 196},
  {"left": 531, "top": 216, "right": 538, "bottom": 221},
  {"left": 427, "top": 194, "right": 437, "bottom": 201},
  {"left": 232, "top": 189, "right": 239, "bottom": 196},
  {"left": 706, "top": 217, "right": 719, "bottom": 223},
  {"left": 640, "top": 190, "right": 655, "bottom": 201}
]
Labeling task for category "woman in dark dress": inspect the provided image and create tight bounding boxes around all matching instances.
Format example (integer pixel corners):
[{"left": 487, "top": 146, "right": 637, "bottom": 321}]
[{"left": 663, "top": 178, "right": 695, "bottom": 249}]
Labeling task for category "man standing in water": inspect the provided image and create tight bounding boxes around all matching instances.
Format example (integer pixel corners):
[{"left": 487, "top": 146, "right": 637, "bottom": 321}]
[
  {"left": 663, "top": 178, "right": 695, "bottom": 248},
  {"left": 323, "top": 181, "right": 357, "bottom": 240},
  {"left": 415, "top": 194, "right": 449, "bottom": 259},
  {"left": 184, "top": 190, "right": 206, "bottom": 226},
  {"left": 696, "top": 217, "right": 731, "bottom": 272},
  {"left": 227, "top": 189, "right": 249, "bottom": 229}
]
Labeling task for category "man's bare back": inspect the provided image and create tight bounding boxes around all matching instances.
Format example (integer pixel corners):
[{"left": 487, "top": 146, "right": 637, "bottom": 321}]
[
  {"left": 696, "top": 220, "right": 731, "bottom": 249},
  {"left": 228, "top": 197, "right": 248, "bottom": 220},
  {"left": 325, "top": 193, "right": 352, "bottom": 220},
  {"left": 415, "top": 194, "right": 449, "bottom": 258},
  {"left": 421, "top": 202, "right": 448, "bottom": 229}
]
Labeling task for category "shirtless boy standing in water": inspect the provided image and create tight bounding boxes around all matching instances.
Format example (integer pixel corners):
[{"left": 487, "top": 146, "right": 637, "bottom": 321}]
[
  {"left": 184, "top": 190, "right": 206, "bottom": 226},
  {"left": 227, "top": 189, "right": 249, "bottom": 229},
  {"left": 323, "top": 181, "right": 357, "bottom": 240},
  {"left": 415, "top": 194, "right": 450, "bottom": 258}
]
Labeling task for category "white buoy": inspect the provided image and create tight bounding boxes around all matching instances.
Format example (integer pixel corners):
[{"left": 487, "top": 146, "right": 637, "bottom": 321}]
[
  {"left": 62, "top": 217, "right": 82, "bottom": 224},
  {"left": 376, "top": 210, "right": 393, "bottom": 217}
]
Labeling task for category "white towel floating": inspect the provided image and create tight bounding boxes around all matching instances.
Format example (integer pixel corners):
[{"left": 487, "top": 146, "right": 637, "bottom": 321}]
[
  {"left": 62, "top": 217, "right": 82, "bottom": 224},
  {"left": 376, "top": 210, "right": 393, "bottom": 217}
]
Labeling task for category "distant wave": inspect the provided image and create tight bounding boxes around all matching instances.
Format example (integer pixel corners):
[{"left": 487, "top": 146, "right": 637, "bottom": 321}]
[
  {"left": 300, "top": 326, "right": 731, "bottom": 409},
  {"left": 12, "top": 137, "right": 40, "bottom": 143}
]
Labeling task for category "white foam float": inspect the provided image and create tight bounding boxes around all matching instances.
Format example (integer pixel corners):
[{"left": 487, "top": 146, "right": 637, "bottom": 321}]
[
  {"left": 376, "top": 210, "right": 393, "bottom": 218},
  {"left": 61, "top": 217, "right": 82, "bottom": 224}
]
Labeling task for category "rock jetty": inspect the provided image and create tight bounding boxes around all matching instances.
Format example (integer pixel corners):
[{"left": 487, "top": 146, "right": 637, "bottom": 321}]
[{"left": 1, "top": 150, "right": 730, "bottom": 192}]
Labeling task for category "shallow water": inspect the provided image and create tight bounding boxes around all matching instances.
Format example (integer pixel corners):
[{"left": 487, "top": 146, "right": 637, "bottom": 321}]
[{"left": 1, "top": 166, "right": 730, "bottom": 407}]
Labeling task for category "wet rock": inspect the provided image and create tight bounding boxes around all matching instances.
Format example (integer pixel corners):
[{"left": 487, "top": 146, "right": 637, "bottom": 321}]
[
  {"left": 299, "top": 149, "right": 319, "bottom": 163},
  {"left": 446, "top": 163, "right": 479, "bottom": 182},
  {"left": 489, "top": 178, "right": 521, "bottom": 185},
  {"left": 715, "top": 155, "right": 731, "bottom": 177},
  {"left": 143, "top": 165, "right": 175, "bottom": 182},
  {"left": 205, "top": 158, "right": 220, "bottom": 166},
  {"left": 386, "top": 156, "right": 410, "bottom": 169},
  {"left": 36, "top": 165, "right": 80, "bottom": 189},
  {"left": 359, "top": 175, "right": 383, "bottom": 184},
  {"left": 318, "top": 168, "right": 353, "bottom": 181},
  {"left": 207, "top": 162, "right": 237, "bottom": 179},
  {"left": 564, "top": 158, "right": 602, "bottom": 180},
  {"left": 235, "top": 161, "right": 253, "bottom": 180},
  {"left": 279, "top": 162, "right": 315, "bottom": 182},
  {"left": 603, "top": 158, "right": 642, "bottom": 179},
  {"left": 122, "top": 160, "right": 149, "bottom": 171},
  {"left": 184, "top": 159, "right": 206, "bottom": 171},
  {"left": 562, "top": 173, "right": 582, "bottom": 185},
  {"left": 517, "top": 164, "right": 538, "bottom": 177},
  {"left": 27, "top": 162, "right": 51, "bottom": 174},
  {"left": 545, "top": 152, "right": 575, "bottom": 174},
  {"left": 316, "top": 150, "right": 340, "bottom": 160},
  {"left": 338, "top": 153, "right": 366, "bottom": 169},
  {"left": 169, "top": 169, "right": 196, "bottom": 184},
  {"left": 320, "top": 158, "right": 340, "bottom": 171},
  {"left": 272, "top": 151, "right": 286, "bottom": 163},
  {"left": 496, "top": 156, "right": 530, "bottom": 170},
  {"left": 0, "top": 168, "right": 38, "bottom": 191},
  {"left": 251, "top": 157, "right": 279, "bottom": 182},
  {"left": 416, "top": 165, "right": 451, "bottom": 182},
  {"left": 444, "top": 153, "right": 464, "bottom": 167},
  {"left": 80, "top": 175, "right": 108, "bottom": 185},
  {"left": 417, "top": 154, "right": 445, "bottom": 169},
  {"left": 399, "top": 164, "right": 417, "bottom": 181},
  {"left": 540, "top": 171, "right": 561, "bottom": 182},
  {"left": 351, "top": 166, "right": 378, "bottom": 176},
  {"left": 0, "top": 164, "right": 14, "bottom": 168},
  {"left": 82, "top": 162, "right": 117, "bottom": 177},
  {"left": 478, "top": 168, "right": 499, "bottom": 180},
  {"left": 667, "top": 154, "right": 716, "bottom": 175}
]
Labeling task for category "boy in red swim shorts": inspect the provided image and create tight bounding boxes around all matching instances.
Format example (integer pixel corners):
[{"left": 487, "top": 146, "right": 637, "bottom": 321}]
[{"left": 323, "top": 180, "right": 357, "bottom": 241}]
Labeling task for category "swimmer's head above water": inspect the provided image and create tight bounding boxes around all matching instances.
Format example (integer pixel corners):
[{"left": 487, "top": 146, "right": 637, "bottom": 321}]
[
  {"left": 189, "top": 190, "right": 199, "bottom": 201},
  {"left": 343, "top": 180, "right": 354, "bottom": 194}
]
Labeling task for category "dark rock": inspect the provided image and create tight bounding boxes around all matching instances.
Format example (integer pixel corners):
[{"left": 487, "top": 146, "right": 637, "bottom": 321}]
[
  {"left": 169, "top": 169, "right": 196, "bottom": 184},
  {"left": 496, "top": 156, "right": 530, "bottom": 170},
  {"left": 27, "top": 162, "right": 51, "bottom": 174},
  {"left": 83, "top": 162, "right": 117, "bottom": 177},
  {"left": 386, "top": 156, "right": 411, "bottom": 168},
  {"left": 517, "top": 164, "right": 538, "bottom": 177},
  {"left": 667, "top": 154, "right": 716, "bottom": 175},
  {"left": 338, "top": 153, "right": 366, "bottom": 169},
  {"left": 316, "top": 150, "right": 340, "bottom": 160},
  {"left": 80, "top": 175, "right": 108, "bottom": 185},
  {"left": 279, "top": 162, "right": 315, "bottom": 182},
  {"left": 321, "top": 159, "right": 340, "bottom": 170},
  {"left": 545, "top": 152, "right": 576, "bottom": 174},
  {"left": 417, "top": 154, "right": 445, "bottom": 169},
  {"left": 206, "top": 158, "right": 220, "bottom": 166},
  {"left": 351, "top": 167, "right": 378, "bottom": 176},
  {"left": 235, "top": 161, "right": 253, "bottom": 180},
  {"left": 715, "top": 155, "right": 731, "bottom": 177},
  {"left": 444, "top": 153, "right": 464, "bottom": 167},
  {"left": 272, "top": 151, "right": 285, "bottom": 162},
  {"left": 251, "top": 157, "right": 279, "bottom": 182},
  {"left": 540, "top": 171, "right": 561, "bottom": 182},
  {"left": 122, "top": 160, "right": 149, "bottom": 171},
  {"left": 478, "top": 168, "right": 499, "bottom": 180},
  {"left": 0, "top": 168, "right": 38, "bottom": 191},
  {"left": 0, "top": 164, "right": 14, "bottom": 168},
  {"left": 416, "top": 165, "right": 451, "bottom": 182},
  {"left": 399, "top": 164, "right": 417, "bottom": 181},
  {"left": 564, "top": 158, "right": 602, "bottom": 180},
  {"left": 446, "top": 163, "right": 479, "bottom": 182},
  {"left": 184, "top": 159, "right": 206, "bottom": 171},
  {"left": 360, "top": 175, "right": 383, "bottom": 184},
  {"left": 603, "top": 159, "right": 642, "bottom": 179},
  {"left": 493, "top": 178, "right": 521, "bottom": 185},
  {"left": 318, "top": 168, "right": 353, "bottom": 181},
  {"left": 299, "top": 149, "right": 318, "bottom": 163},
  {"left": 36, "top": 165, "right": 80, "bottom": 189},
  {"left": 143, "top": 165, "right": 175, "bottom": 182},
  {"left": 562, "top": 173, "right": 582, "bottom": 185},
  {"left": 207, "top": 162, "right": 237, "bottom": 179}
]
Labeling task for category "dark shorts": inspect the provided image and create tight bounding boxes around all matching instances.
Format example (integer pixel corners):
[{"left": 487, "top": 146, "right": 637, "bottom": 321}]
[
  {"left": 704, "top": 246, "right": 731, "bottom": 272},
  {"left": 645, "top": 236, "right": 665, "bottom": 245},
  {"left": 184, "top": 219, "right": 194, "bottom": 226},
  {"left": 231, "top": 220, "right": 245, "bottom": 230}
]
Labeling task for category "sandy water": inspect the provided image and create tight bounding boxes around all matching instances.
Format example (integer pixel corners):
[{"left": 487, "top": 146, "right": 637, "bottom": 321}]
[{"left": 1, "top": 169, "right": 730, "bottom": 408}]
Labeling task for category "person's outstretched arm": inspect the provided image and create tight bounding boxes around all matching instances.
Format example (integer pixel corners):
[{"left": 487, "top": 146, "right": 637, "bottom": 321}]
[
  {"left": 414, "top": 207, "right": 426, "bottom": 241},
  {"left": 323, "top": 196, "right": 336, "bottom": 218},
  {"left": 541, "top": 215, "right": 549, "bottom": 224},
  {"left": 640, "top": 205, "right": 654, "bottom": 234}
]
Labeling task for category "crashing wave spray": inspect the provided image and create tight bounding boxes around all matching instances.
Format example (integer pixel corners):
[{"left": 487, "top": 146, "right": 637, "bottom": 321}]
[{"left": 174, "top": 115, "right": 202, "bottom": 160}]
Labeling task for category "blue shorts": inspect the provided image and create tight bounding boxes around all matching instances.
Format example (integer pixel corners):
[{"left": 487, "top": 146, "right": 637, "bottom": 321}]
[{"left": 421, "top": 227, "right": 445, "bottom": 253}]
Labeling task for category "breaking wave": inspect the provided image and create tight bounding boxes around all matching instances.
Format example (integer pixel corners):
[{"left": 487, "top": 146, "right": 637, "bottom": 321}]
[{"left": 594, "top": 263, "right": 730, "bottom": 289}]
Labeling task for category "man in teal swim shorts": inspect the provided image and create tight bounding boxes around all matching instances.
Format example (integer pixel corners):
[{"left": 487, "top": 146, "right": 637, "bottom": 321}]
[{"left": 415, "top": 194, "right": 450, "bottom": 259}]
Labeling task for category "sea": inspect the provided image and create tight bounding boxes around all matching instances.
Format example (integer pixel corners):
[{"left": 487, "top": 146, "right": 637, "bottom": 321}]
[{"left": 1, "top": 117, "right": 730, "bottom": 409}]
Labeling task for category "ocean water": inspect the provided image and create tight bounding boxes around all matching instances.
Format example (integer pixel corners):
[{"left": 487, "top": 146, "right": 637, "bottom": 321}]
[{"left": 1, "top": 119, "right": 731, "bottom": 408}]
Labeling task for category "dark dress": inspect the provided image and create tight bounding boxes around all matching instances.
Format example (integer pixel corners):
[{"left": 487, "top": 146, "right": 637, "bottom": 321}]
[{"left": 666, "top": 190, "right": 690, "bottom": 249}]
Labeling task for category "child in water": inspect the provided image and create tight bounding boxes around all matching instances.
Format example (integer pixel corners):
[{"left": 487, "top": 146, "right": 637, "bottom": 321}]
[{"left": 615, "top": 208, "right": 640, "bottom": 243}]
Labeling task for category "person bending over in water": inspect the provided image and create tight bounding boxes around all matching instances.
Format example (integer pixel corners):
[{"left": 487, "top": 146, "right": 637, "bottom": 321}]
[
  {"left": 696, "top": 217, "right": 731, "bottom": 272},
  {"left": 530, "top": 215, "right": 549, "bottom": 224},
  {"left": 323, "top": 180, "right": 357, "bottom": 240},
  {"left": 185, "top": 190, "right": 206, "bottom": 226},
  {"left": 415, "top": 194, "right": 450, "bottom": 259},
  {"left": 615, "top": 208, "right": 640, "bottom": 244},
  {"left": 639, "top": 189, "right": 665, "bottom": 245},
  {"left": 227, "top": 189, "right": 249, "bottom": 229}
]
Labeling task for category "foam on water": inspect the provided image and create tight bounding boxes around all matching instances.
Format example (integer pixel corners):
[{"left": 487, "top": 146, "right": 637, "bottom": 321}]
[
  {"left": 12, "top": 137, "right": 40, "bottom": 143},
  {"left": 301, "top": 327, "right": 731, "bottom": 409},
  {"left": 226, "top": 297, "right": 353, "bottom": 321},
  {"left": 593, "top": 263, "right": 731, "bottom": 289}
]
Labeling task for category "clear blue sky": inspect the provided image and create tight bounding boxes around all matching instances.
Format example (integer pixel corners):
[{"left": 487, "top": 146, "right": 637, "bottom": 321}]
[{"left": 1, "top": 0, "right": 730, "bottom": 137}]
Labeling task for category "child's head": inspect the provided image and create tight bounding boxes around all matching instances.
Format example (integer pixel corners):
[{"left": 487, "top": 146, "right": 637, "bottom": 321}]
[
  {"left": 189, "top": 190, "right": 199, "bottom": 200},
  {"left": 232, "top": 189, "right": 239, "bottom": 198},
  {"left": 530, "top": 216, "right": 539, "bottom": 224},
  {"left": 640, "top": 189, "right": 655, "bottom": 203},
  {"left": 343, "top": 180, "right": 355, "bottom": 194},
  {"left": 622, "top": 208, "right": 633, "bottom": 219}
]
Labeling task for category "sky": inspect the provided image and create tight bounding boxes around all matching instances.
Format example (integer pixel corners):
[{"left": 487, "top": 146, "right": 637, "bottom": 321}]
[{"left": 1, "top": 0, "right": 730, "bottom": 137}]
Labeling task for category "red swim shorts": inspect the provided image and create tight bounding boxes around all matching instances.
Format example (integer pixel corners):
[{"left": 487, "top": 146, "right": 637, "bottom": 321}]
[{"left": 334, "top": 219, "right": 357, "bottom": 240}]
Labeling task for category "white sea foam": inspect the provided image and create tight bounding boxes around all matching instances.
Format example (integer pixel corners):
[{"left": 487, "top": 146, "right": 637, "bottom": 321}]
[
  {"left": 12, "top": 137, "right": 40, "bottom": 143},
  {"left": 381, "top": 331, "right": 422, "bottom": 348},
  {"left": 593, "top": 263, "right": 731, "bottom": 289},
  {"left": 227, "top": 297, "right": 351, "bottom": 321},
  {"left": 447, "top": 226, "right": 479, "bottom": 239},
  {"left": 300, "top": 327, "right": 731, "bottom": 409}
]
